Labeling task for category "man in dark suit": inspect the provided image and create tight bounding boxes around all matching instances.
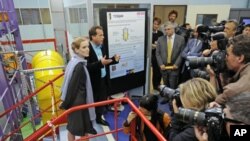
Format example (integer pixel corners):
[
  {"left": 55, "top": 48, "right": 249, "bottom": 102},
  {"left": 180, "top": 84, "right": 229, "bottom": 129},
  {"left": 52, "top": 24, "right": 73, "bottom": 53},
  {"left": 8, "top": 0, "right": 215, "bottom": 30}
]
[
  {"left": 86, "top": 26, "right": 120, "bottom": 126},
  {"left": 152, "top": 17, "right": 164, "bottom": 94},
  {"left": 156, "top": 23, "right": 185, "bottom": 90}
]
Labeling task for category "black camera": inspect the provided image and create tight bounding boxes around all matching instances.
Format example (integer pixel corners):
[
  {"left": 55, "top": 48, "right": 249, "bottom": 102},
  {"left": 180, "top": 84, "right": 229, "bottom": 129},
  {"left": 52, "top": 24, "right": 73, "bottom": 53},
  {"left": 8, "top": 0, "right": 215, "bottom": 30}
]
[
  {"left": 175, "top": 26, "right": 194, "bottom": 42},
  {"left": 176, "top": 107, "right": 228, "bottom": 141},
  {"left": 159, "top": 85, "right": 182, "bottom": 107},
  {"left": 187, "top": 50, "right": 227, "bottom": 73},
  {"left": 176, "top": 107, "right": 223, "bottom": 126},
  {"left": 191, "top": 69, "right": 210, "bottom": 80},
  {"left": 197, "top": 25, "right": 225, "bottom": 34}
]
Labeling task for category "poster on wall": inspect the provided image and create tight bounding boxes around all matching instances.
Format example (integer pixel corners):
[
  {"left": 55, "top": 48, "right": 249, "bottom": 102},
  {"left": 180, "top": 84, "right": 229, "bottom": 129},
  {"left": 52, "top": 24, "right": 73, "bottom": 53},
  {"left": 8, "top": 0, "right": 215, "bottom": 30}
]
[
  {"left": 100, "top": 9, "right": 147, "bottom": 94},
  {"left": 107, "top": 11, "right": 146, "bottom": 79}
]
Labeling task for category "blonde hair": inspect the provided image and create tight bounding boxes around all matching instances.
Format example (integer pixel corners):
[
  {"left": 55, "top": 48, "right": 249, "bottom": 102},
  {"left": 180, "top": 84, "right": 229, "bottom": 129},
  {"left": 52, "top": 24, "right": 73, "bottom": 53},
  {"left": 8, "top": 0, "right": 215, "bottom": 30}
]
[
  {"left": 71, "top": 36, "right": 89, "bottom": 53},
  {"left": 179, "top": 78, "right": 217, "bottom": 111}
]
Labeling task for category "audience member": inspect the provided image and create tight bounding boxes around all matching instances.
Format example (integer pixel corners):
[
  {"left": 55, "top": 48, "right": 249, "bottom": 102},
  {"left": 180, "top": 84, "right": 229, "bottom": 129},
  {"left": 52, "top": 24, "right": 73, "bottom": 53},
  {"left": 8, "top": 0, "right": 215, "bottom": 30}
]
[
  {"left": 156, "top": 23, "right": 185, "bottom": 104},
  {"left": 152, "top": 17, "right": 164, "bottom": 94},
  {"left": 242, "top": 24, "right": 250, "bottom": 36},
  {"left": 224, "top": 20, "right": 238, "bottom": 39},
  {"left": 181, "top": 24, "right": 204, "bottom": 81},
  {"left": 160, "top": 10, "right": 179, "bottom": 33}
]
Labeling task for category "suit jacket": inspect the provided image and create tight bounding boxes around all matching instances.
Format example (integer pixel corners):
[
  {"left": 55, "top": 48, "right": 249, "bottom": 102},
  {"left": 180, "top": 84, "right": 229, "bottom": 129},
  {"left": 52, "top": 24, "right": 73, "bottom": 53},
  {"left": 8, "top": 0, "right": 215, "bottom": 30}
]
[
  {"left": 156, "top": 34, "right": 185, "bottom": 69},
  {"left": 181, "top": 38, "right": 203, "bottom": 59},
  {"left": 86, "top": 42, "right": 118, "bottom": 95}
]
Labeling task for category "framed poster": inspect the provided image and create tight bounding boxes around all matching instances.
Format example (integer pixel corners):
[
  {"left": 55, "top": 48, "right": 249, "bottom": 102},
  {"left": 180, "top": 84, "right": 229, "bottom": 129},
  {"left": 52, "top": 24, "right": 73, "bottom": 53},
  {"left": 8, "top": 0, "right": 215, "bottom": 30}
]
[{"left": 100, "top": 8, "right": 147, "bottom": 94}]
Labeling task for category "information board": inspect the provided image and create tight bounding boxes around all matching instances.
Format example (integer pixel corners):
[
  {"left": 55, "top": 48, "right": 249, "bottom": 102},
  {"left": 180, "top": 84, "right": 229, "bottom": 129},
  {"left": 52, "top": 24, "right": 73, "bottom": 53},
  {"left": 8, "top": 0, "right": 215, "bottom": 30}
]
[{"left": 100, "top": 9, "right": 147, "bottom": 94}]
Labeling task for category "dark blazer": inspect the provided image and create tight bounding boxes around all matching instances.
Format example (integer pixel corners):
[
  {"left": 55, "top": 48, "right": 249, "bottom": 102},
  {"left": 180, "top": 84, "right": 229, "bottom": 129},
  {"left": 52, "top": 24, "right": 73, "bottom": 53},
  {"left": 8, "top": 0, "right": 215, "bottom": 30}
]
[
  {"left": 86, "top": 42, "right": 118, "bottom": 96},
  {"left": 86, "top": 43, "right": 105, "bottom": 94},
  {"left": 156, "top": 34, "right": 185, "bottom": 68}
]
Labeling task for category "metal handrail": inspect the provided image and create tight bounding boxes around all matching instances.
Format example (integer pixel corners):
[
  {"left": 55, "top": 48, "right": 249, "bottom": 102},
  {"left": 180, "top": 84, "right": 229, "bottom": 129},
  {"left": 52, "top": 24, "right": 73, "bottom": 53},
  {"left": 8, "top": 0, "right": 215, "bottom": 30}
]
[
  {"left": 0, "top": 72, "right": 64, "bottom": 119},
  {"left": 0, "top": 73, "right": 64, "bottom": 141},
  {"left": 25, "top": 98, "right": 167, "bottom": 141}
]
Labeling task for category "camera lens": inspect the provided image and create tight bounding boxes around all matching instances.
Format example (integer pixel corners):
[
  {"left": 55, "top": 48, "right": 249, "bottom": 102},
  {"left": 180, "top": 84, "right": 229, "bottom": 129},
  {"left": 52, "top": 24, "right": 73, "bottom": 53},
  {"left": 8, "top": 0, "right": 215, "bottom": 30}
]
[
  {"left": 188, "top": 57, "right": 213, "bottom": 68},
  {"left": 177, "top": 108, "right": 206, "bottom": 126}
]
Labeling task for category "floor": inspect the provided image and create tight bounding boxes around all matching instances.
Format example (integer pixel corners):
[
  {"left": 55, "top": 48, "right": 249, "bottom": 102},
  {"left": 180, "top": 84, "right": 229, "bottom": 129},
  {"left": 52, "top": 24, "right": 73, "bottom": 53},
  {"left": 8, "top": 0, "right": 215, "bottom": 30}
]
[{"left": 56, "top": 96, "right": 170, "bottom": 141}]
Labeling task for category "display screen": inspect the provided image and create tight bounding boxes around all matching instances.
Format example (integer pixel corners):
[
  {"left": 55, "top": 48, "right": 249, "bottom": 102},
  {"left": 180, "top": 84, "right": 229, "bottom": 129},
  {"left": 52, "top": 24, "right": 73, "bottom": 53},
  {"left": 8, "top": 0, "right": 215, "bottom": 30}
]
[{"left": 240, "top": 17, "right": 250, "bottom": 25}]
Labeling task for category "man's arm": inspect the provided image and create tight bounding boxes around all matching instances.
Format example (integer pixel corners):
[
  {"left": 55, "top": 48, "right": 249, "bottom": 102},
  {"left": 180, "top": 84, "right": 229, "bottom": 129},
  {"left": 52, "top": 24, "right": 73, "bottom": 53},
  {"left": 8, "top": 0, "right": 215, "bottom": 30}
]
[{"left": 156, "top": 37, "right": 166, "bottom": 70}]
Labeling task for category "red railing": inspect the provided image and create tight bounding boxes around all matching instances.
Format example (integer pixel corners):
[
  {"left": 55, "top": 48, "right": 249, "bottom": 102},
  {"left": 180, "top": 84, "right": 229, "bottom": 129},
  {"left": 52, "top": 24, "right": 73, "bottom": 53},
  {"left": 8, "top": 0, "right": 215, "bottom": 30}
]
[
  {"left": 0, "top": 73, "right": 64, "bottom": 119},
  {"left": 25, "top": 98, "right": 167, "bottom": 141},
  {"left": 1, "top": 38, "right": 57, "bottom": 51},
  {"left": 0, "top": 73, "right": 64, "bottom": 141}
]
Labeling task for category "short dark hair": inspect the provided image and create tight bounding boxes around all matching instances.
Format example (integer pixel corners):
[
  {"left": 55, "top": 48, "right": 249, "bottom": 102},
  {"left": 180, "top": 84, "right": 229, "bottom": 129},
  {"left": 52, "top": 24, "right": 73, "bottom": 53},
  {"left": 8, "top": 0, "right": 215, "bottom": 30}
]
[
  {"left": 226, "top": 92, "right": 250, "bottom": 125},
  {"left": 153, "top": 17, "right": 162, "bottom": 25},
  {"left": 139, "top": 94, "right": 158, "bottom": 112},
  {"left": 89, "top": 26, "right": 103, "bottom": 40},
  {"left": 228, "top": 34, "right": 250, "bottom": 63},
  {"left": 168, "top": 10, "right": 178, "bottom": 18},
  {"left": 182, "top": 23, "right": 190, "bottom": 28}
]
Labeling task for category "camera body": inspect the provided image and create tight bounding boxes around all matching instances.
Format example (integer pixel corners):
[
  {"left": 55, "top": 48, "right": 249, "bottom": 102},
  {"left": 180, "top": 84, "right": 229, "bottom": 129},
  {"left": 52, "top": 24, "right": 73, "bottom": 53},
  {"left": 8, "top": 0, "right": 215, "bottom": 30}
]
[
  {"left": 159, "top": 85, "right": 182, "bottom": 107},
  {"left": 176, "top": 107, "right": 228, "bottom": 141},
  {"left": 191, "top": 69, "right": 210, "bottom": 80}
]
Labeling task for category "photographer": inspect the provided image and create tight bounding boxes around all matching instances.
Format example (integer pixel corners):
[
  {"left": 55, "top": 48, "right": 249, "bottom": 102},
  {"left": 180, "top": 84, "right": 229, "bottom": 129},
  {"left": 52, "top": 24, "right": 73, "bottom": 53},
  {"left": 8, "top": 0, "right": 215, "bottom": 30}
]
[
  {"left": 187, "top": 32, "right": 227, "bottom": 86},
  {"left": 209, "top": 34, "right": 250, "bottom": 105},
  {"left": 194, "top": 92, "right": 250, "bottom": 141},
  {"left": 123, "top": 94, "right": 171, "bottom": 141},
  {"left": 168, "top": 78, "right": 217, "bottom": 141}
]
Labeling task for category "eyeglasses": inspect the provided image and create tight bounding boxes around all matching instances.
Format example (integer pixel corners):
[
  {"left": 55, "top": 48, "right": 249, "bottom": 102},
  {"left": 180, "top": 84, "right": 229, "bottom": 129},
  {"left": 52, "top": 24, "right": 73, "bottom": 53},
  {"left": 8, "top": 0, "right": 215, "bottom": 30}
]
[{"left": 222, "top": 113, "right": 243, "bottom": 124}]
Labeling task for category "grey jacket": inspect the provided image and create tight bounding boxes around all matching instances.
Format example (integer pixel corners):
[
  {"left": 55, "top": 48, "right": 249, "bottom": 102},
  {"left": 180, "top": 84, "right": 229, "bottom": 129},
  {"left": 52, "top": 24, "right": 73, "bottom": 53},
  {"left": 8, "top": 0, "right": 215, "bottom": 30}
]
[{"left": 156, "top": 34, "right": 185, "bottom": 68}]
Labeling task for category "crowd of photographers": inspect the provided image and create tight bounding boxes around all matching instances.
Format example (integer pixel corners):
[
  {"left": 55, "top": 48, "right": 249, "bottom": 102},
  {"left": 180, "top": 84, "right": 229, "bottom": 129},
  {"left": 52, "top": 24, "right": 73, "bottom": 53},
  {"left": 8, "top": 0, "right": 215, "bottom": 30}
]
[
  {"left": 162, "top": 17, "right": 250, "bottom": 141},
  {"left": 146, "top": 11, "right": 250, "bottom": 141}
]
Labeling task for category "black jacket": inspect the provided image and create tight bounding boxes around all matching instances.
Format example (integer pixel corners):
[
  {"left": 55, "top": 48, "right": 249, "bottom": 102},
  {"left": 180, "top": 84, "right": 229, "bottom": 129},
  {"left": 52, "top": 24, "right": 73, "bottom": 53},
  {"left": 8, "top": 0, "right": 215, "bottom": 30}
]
[
  {"left": 168, "top": 115, "right": 198, "bottom": 141},
  {"left": 86, "top": 42, "right": 118, "bottom": 96}
]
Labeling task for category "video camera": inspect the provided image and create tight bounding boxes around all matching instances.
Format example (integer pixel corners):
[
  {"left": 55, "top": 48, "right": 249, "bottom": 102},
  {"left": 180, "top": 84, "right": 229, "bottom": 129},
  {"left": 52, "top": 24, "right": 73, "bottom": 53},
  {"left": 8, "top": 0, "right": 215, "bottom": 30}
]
[
  {"left": 159, "top": 85, "right": 182, "bottom": 107},
  {"left": 196, "top": 20, "right": 225, "bottom": 40},
  {"left": 175, "top": 26, "right": 194, "bottom": 42},
  {"left": 176, "top": 107, "right": 228, "bottom": 141}
]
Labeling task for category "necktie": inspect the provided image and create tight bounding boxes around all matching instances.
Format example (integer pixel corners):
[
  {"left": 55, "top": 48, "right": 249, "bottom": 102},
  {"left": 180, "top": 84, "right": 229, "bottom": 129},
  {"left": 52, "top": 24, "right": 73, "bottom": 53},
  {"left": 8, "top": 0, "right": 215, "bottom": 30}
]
[{"left": 167, "top": 37, "right": 172, "bottom": 64}]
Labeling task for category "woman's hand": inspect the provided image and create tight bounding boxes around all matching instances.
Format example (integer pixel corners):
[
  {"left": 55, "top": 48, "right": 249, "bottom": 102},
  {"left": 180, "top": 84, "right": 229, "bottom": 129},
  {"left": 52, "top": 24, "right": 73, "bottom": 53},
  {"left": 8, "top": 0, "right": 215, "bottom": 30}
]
[{"left": 127, "top": 111, "right": 137, "bottom": 124}]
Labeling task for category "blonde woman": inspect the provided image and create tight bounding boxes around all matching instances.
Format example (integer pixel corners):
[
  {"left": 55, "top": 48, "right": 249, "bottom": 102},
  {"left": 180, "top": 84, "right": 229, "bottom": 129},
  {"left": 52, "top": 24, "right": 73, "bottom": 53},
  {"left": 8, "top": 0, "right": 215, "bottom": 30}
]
[
  {"left": 168, "top": 78, "right": 217, "bottom": 141},
  {"left": 60, "top": 37, "right": 97, "bottom": 141}
]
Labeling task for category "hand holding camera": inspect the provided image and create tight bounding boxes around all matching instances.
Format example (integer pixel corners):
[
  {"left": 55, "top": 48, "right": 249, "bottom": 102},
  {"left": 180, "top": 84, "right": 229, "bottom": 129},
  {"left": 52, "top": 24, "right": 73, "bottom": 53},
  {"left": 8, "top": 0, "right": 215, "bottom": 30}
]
[{"left": 126, "top": 111, "right": 137, "bottom": 124}]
